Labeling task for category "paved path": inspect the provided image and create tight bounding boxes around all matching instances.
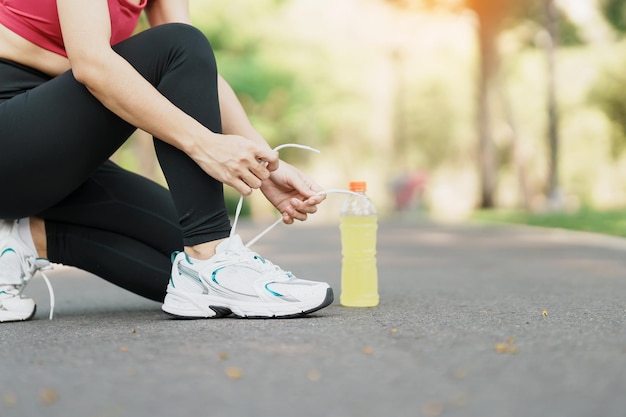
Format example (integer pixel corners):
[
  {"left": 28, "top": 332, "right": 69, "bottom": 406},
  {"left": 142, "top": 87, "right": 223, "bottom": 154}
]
[{"left": 2, "top": 218, "right": 626, "bottom": 417}]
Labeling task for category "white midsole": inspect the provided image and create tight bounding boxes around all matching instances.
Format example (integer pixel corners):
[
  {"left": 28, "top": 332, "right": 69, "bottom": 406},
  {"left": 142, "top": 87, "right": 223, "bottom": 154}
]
[
  {"left": 0, "top": 311, "right": 34, "bottom": 322},
  {"left": 162, "top": 287, "right": 327, "bottom": 318}
]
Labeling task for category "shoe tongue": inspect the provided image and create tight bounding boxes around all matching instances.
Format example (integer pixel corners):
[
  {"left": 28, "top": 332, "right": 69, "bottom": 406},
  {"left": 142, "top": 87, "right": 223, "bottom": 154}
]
[{"left": 216, "top": 234, "right": 245, "bottom": 253}]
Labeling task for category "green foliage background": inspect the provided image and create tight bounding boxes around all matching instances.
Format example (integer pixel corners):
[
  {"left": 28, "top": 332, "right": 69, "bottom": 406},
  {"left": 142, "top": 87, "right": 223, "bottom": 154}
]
[{"left": 113, "top": 0, "right": 626, "bottom": 223}]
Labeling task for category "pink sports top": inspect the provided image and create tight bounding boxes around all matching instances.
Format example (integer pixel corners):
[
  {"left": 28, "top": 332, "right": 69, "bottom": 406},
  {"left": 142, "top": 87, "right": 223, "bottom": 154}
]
[{"left": 0, "top": 0, "right": 147, "bottom": 57}]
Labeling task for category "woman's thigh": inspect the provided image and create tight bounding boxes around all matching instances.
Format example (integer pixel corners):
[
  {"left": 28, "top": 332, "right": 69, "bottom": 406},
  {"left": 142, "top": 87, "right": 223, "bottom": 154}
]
[
  {"left": 40, "top": 160, "right": 183, "bottom": 257},
  {"left": 42, "top": 161, "right": 181, "bottom": 301},
  {"left": 0, "top": 63, "right": 136, "bottom": 218}
]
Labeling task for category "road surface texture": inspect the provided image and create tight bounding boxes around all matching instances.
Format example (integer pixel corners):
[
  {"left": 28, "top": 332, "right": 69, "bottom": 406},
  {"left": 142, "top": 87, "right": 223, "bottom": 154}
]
[{"left": 2, "top": 218, "right": 625, "bottom": 417}]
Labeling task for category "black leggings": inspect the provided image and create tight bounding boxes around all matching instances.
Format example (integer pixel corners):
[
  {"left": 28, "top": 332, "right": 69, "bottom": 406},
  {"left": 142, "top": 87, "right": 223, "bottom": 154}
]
[{"left": 0, "top": 24, "right": 232, "bottom": 301}]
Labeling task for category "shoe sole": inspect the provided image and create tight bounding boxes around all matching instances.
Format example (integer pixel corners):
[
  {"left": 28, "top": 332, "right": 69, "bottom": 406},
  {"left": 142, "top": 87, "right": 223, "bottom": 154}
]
[
  {"left": 0, "top": 305, "right": 36, "bottom": 323},
  {"left": 162, "top": 287, "right": 334, "bottom": 319}
]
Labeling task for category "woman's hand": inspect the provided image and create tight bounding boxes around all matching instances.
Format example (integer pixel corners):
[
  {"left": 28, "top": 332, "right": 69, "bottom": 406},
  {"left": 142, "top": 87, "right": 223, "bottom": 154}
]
[
  {"left": 260, "top": 161, "right": 326, "bottom": 224},
  {"left": 188, "top": 133, "right": 279, "bottom": 195}
]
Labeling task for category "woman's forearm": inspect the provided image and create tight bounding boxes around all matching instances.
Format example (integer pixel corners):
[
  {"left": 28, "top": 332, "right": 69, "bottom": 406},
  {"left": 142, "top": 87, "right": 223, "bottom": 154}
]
[
  {"left": 58, "top": 0, "right": 211, "bottom": 155},
  {"left": 76, "top": 48, "right": 210, "bottom": 155},
  {"left": 145, "top": 0, "right": 267, "bottom": 147}
]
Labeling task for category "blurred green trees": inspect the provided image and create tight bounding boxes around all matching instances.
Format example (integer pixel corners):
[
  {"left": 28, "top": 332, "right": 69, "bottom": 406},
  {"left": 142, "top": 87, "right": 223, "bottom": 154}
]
[
  {"left": 113, "top": 0, "right": 626, "bottom": 220},
  {"left": 600, "top": 0, "right": 626, "bottom": 32},
  {"left": 591, "top": 0, "right": 626, "bottom": 159}
]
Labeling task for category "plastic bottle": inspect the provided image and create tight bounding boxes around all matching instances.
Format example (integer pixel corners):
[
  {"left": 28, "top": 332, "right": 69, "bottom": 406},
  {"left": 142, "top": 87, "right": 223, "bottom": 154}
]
[{"left": 339, "top": 181, "right": 379, "bottom": 307}]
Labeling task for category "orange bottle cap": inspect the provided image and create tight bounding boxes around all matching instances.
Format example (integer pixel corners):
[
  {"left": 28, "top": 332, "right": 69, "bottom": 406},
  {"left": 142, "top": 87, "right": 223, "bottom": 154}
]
[{"left": 349, "top": 181, "right": 367, "bottom": 192}]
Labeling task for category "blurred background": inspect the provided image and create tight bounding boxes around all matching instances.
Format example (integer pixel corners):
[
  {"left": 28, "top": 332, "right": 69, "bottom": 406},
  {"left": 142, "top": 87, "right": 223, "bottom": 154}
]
[{"left": 112, "top": 0, "right": 626, "bottom": 234}]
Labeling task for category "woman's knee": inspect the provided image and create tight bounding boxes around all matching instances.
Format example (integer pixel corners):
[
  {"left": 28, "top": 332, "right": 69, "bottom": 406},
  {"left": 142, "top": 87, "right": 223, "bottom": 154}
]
[
  {"left": 115, "top": 23, "right": 217, "bottom": 79},
  {"left": 149, "top": 23, "right": 216, "bottom": 63}
]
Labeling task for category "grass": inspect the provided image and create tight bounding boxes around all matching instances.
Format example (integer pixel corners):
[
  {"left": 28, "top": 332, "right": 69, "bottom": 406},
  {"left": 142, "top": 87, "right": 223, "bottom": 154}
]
[{"left": 472, "top": 207, "right": 626, "bottom": 238}]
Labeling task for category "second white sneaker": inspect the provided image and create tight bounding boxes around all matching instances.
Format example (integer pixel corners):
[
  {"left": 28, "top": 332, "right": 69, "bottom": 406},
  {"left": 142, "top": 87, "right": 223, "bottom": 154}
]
[
  {"left": 0, "top": 220, "right": 51, "bottom": 322},
  {"left": 162, "top": 234, "right": 333, "bottom": 318}
]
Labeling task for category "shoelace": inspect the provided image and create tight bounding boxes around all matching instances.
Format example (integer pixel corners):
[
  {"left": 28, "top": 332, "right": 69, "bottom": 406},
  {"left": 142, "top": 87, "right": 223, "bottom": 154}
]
[
  {"left": 227, "top": 245, "right": 292, "bottom": 280},
  {"left": 37, "top": 144, "right": 363, "bottom": 319},
  {"left": 33, "top": 260, "right": 55, "bottom": 320},
  {"left": 228, "top": 143, "right": 366, "bottom": 249},
  {"left": 13, "top": 254, "right": 55, "bottom": 320},
  {"left": 229, "top": 143, "right": 320, "bottom": 247}
]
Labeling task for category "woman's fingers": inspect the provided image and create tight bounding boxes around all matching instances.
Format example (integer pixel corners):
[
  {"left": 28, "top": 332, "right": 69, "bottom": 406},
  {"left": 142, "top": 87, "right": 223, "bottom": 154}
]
[
  {"left": 281, "top": 197, "right": 321, "bottom": 223},
  {"left": 255, "top": 148, "right": 279, "bottom": 171},
  {"left": 219, "top": 142, "right": 279, "bottom": 193}
]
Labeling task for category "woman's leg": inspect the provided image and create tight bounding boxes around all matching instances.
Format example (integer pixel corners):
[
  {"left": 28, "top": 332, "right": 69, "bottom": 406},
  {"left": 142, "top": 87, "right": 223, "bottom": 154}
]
[
  {"left": 0, "top": 23, "right": 230, "bottom": 244},
  {"left": 114, "top": 24, "right": 232, "bottom": 245},
  {"left": 39, "top": 161, "right": 182, "bottom": 301}
]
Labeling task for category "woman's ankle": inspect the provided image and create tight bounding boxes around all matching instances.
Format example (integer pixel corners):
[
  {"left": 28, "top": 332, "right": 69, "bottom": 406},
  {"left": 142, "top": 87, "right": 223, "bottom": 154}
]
[
  {"left": 29, "top": 217, "right": 47, "bottom": 258},
  {"left": 184, "top": 237, "right": 227, "bottom": 261}
]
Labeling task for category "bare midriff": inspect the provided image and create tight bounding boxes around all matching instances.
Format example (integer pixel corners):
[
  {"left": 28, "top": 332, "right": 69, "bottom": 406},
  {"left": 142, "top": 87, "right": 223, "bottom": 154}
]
[
  {"left": 0, "top": 23, "right": 69, "bottom": 76},
  {"left": 0, "top": 0, "right": 144, "bottom": 77}
]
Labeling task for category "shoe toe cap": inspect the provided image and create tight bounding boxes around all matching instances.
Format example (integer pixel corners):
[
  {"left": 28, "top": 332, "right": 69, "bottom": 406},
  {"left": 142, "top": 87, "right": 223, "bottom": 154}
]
[{"left": 271, "top": 280, "right": 330, "bottom": 302}]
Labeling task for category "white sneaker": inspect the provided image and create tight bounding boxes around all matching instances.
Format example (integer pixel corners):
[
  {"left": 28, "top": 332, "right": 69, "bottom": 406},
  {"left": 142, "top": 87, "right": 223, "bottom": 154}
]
[
  {"left": 0, "top": 220, "right": 53, "bottom": 322},
  {"left": 162, "top": 234, "right": 333, "bottom": 318}
]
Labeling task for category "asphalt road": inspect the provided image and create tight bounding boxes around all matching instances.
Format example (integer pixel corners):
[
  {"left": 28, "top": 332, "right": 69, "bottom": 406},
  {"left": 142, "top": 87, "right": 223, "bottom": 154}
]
[{"left": 2, "top": 218, "right": 625, "bottom": 417}]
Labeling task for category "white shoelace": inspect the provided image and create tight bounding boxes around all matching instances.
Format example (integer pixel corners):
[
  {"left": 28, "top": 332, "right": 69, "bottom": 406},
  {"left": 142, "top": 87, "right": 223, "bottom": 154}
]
[
  {"left": 15, "top": 256, "right": 55, "bottom": 320},
  {"left": 228, "top": 143, "right": 365, "bottom": 249},
  {"left": 36, "top": 143, "right": 366, "bottom": 319},
  {"left": 35, "top": 262, "right": 55, "bottom": 320},
  {"left": 30, "top": 144, "right": 316, "bottom": 319}
]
